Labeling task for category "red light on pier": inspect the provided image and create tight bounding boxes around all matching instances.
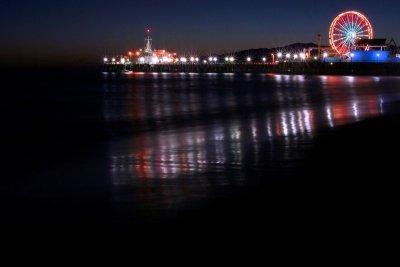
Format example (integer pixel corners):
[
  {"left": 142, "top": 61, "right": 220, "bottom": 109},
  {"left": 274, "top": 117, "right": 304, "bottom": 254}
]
[{"left": 147, "top": 28, "right": 151, "bottom": 33}]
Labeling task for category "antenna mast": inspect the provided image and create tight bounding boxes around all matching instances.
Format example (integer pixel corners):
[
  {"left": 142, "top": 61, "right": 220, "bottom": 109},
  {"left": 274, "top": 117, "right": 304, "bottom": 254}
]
[{"left": 144, "top": 28, "right": 153, "bottom": 54}]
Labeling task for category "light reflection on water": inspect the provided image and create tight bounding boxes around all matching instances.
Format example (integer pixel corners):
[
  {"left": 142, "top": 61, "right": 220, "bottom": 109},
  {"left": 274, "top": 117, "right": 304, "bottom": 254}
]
[{"left": 103, "top": 73, "right": 388, "bottom": 210}]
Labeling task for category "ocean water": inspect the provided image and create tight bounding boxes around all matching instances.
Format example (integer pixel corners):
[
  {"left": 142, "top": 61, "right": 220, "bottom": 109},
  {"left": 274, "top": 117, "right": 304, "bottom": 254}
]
[{"left": 2, "top": 71, "right": 400, "bottom": 232}]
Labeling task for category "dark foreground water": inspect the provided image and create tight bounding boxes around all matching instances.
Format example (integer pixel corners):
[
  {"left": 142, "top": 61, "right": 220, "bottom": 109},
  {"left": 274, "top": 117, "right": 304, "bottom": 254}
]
[{"left": 1, "top": 71, "right": 400, "bottom": 237}]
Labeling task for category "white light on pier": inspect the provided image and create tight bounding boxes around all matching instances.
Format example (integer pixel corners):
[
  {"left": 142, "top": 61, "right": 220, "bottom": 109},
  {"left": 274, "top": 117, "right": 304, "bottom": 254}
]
[
  {"left": 286, "top": 53, "right": 291, "bottom": 59},
  {"left": 277, "top": 53, "right": 283, "bottom": 58},
  {"left": 103, "top": 57, "right": 108, "bottom": 62},
  {"left": 323, "top": 52, "right": 328, "bottom": 58},
  {"left": 262, "top": 57, "right": 266, "bottom": 62},
  {"left": 247, "top": 57, "right": 252, "bottom": 62}
]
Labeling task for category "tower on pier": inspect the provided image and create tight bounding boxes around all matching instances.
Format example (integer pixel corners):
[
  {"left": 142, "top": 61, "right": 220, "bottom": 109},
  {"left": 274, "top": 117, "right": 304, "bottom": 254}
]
[
  {"left": 144, "top": 28, "right": 153, "bottom": 54},
  {"left": 137, "top": 28, "right": 177, "bottom": 64},
  {"left": 139, "top": 28, "right": 159, "bottom": 64}
]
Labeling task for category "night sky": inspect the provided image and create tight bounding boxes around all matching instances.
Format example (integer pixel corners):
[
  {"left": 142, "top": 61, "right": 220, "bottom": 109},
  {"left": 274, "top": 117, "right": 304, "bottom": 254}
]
[{"left": 1, "top": 0, "right": 399, "bottom": 65}]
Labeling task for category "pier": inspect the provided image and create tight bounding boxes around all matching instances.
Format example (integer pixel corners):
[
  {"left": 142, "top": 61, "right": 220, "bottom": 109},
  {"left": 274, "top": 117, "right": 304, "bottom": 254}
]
[{"left": 102, "top": 62, "right": 400, "bottom": 76}]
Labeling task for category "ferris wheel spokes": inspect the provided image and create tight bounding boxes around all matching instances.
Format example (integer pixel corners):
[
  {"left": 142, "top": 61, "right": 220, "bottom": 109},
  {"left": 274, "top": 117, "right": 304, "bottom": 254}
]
[{"left": 329, "top": 11, "right": 374, "bottom": 55}]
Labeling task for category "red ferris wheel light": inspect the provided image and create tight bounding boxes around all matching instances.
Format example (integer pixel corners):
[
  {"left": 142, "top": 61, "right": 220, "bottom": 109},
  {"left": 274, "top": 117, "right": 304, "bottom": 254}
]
[{"left": 329, "top": 11, "right": 373, "bottom": 55}]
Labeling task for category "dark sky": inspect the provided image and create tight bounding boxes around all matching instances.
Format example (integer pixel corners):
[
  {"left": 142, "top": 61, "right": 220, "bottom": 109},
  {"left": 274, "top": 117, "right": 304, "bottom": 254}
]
[{"left": 1, "top": 0, "right": 399, "bottom": 65}]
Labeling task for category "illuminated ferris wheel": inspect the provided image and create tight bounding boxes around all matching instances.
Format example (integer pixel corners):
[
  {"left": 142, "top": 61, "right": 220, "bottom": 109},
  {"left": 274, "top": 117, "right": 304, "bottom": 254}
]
[{"left": 329, "top": 11, "right": 373, "bottom": 56}]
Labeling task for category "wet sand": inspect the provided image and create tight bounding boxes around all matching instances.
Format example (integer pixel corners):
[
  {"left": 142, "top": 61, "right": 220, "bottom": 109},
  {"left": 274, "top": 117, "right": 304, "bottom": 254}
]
[{"left": 301, "top": 114, "right": 400, "bottom": 184}]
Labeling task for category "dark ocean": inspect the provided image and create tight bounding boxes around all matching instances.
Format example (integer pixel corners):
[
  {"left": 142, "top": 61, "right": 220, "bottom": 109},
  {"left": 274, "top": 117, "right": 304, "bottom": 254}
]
[{"left": 1, "top": 70, "right": 400, "bottom": 239}]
